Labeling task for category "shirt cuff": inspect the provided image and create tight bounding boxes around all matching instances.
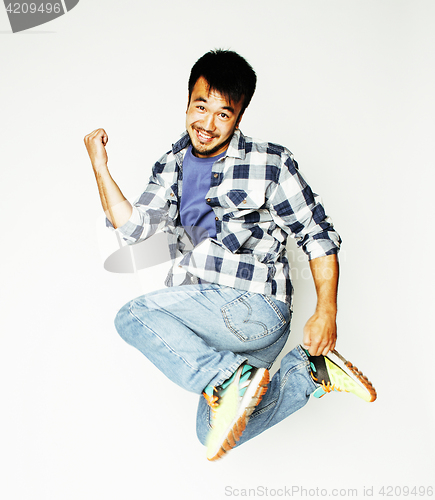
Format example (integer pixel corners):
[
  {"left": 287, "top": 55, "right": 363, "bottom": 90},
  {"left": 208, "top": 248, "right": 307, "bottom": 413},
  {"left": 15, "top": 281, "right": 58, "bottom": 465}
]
[
  {"left": 303, "top": 234, "right": 341, "bottom": 261},
  {"left": 105, "top": 206, "right": 147, "bottom": 238}
]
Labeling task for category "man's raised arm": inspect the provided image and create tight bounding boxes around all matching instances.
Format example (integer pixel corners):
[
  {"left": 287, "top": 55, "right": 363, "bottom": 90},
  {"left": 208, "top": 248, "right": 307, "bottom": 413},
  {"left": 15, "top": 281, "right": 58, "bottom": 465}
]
[{"left": 84, "top": 128, "right": 132, "bottom": 229}]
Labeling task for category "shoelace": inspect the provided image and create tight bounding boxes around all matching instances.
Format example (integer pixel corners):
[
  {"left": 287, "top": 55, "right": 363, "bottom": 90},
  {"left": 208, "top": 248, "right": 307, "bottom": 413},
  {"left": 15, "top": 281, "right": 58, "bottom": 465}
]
[
  {"left": 203, "top": 389, "right": 219, "bottom": 407},
  {"left": 202, "top": 364, "right": 255, "bottom": 419},
  {"left": 202, "top": 388, "right": 220, "bottom": 419},
  {"left": 319, "top": 380, "right": 349, "bottom": 394}
]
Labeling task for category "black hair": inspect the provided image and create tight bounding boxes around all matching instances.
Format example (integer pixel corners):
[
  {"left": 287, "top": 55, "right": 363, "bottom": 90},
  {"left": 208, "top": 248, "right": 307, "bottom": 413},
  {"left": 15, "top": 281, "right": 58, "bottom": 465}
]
[{"left": 188, "top": 49, "right": 257, "bottom": 115}]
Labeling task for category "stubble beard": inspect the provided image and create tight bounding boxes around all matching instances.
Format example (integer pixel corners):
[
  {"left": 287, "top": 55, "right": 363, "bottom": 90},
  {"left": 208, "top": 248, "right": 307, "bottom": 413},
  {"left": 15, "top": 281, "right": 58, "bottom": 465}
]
[{"left": 189, "top": 126, "right": 234, "bottom": 157}]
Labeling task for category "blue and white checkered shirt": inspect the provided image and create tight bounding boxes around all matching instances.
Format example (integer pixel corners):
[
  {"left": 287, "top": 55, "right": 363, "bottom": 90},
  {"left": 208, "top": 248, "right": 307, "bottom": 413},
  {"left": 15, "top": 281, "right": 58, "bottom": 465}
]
[{"left": 111, "top": 129, "right": 341, "bottom": 304}]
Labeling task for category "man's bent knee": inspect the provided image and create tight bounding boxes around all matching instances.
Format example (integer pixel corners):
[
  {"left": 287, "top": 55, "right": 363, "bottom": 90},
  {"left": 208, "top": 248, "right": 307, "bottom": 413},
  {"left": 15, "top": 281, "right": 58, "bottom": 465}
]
[{"left": 114, "top": 301, "right": 136, "bottom": 344}]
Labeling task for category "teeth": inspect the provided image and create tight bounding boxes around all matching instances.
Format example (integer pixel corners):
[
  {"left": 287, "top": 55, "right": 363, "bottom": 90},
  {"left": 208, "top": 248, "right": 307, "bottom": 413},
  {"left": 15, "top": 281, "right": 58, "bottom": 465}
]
[{"left": 197, "top": 130, "right": 213, "bottom": 140}]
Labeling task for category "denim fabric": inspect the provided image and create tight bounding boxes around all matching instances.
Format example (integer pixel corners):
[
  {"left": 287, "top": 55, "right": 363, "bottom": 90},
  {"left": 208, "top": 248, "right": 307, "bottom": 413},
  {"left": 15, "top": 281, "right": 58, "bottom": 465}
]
[{"left": 114, "top": 283, "right": 317, "bottom": 445}]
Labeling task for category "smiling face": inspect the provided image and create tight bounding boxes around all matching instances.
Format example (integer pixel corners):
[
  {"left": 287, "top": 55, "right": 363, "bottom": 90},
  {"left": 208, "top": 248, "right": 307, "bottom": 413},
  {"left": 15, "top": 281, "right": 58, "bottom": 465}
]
[{"left": 186, "top": 77, "right": 244, "bottom": 157}]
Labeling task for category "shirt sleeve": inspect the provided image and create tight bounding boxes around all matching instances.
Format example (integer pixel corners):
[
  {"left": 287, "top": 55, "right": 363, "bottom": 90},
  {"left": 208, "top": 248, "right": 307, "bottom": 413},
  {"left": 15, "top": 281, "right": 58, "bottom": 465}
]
[
  {"left": 105, "top": 158, "right": 172, "bottom": 245},
  {"left": 268, "top": 154, "right": 341, "bottom": 260}
]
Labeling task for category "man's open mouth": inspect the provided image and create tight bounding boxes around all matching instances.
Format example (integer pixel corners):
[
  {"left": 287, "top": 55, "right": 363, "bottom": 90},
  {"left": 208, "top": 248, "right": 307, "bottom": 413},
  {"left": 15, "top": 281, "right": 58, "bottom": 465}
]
[{"left": 195, "top": 128, "right": 216, "bottom": 143}]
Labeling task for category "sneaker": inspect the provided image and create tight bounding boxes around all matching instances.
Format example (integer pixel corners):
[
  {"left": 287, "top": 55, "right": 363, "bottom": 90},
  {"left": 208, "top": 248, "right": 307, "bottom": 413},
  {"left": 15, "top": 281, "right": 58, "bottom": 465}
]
[
  {"left": 303, "top": 347, "right": 377, "bottom": 402},
  {"left": 203, "top": 363, "right": 270, "bottom": 461}
]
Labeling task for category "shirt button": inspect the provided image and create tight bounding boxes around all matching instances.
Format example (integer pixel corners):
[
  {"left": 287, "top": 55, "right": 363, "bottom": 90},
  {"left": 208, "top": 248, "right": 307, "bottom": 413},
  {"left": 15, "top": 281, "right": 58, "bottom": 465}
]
[
  {"left": 207, "top": 198, "right": 211, "bottom": 202},
  {"left": 170, "top": 193, "right": 174, "bottom": 197},
  {"left": 243, "top": 199, "right": 247, "bottom": 204},
  {"left": 215, "top": 217, "right": 219, "bottom": 221},
  {"left": 214, "top": 173, "right": 218, "bottom": 178}
]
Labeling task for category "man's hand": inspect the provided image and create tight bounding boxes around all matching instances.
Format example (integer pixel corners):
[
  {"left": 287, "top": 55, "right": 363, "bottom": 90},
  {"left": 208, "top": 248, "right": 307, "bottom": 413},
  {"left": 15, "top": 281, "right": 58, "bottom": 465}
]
[
  {"left": 303, "top": 310, "right": 337, "bottom": 356},
  {"left": 84, "top": 128, "right": 109, "bottom": 171},
  {"left": 84, "top": 128, "right": 132, "bottom": 228}
]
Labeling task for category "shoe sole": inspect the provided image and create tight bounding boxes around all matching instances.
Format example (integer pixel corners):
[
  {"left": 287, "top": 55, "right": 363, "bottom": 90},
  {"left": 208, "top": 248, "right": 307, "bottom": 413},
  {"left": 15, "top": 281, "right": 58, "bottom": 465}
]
[
  {"left": 329, "top": 349, "right": 377, "bottom": 402},
  {"left": 207, "top": 369, "right": 270, "bottom": 461}
]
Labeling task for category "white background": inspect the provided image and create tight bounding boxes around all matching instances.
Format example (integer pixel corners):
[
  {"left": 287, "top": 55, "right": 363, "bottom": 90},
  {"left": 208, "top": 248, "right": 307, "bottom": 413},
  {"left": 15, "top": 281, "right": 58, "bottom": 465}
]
[{"left": 0, "top": 1, "right": 434, "bottom": 499}]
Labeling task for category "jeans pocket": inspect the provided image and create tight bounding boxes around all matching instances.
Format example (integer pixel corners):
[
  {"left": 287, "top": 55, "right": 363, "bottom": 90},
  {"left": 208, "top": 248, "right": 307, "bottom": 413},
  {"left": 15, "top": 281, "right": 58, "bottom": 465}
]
[{"left": 221, "top": 292, "right": 288, "bottom": 342}]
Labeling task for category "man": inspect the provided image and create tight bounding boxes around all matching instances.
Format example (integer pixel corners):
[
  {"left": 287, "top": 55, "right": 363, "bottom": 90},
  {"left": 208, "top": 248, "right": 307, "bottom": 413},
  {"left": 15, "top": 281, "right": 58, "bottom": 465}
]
[{"left": 85, "top": 49, "right": 376, "bottom": 462}]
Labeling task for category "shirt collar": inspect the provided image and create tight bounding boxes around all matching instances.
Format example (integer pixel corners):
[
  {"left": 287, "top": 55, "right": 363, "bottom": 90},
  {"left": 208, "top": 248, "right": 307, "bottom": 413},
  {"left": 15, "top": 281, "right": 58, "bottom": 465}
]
[
  {"left": 172, "top": 129, "right": 246, "bottom": 160},
  {"left": 226, "top": 129, "right": 245, "bottom": 160},
  {"left": 172, "top": 131, "right": 191, "bottom": 154}
]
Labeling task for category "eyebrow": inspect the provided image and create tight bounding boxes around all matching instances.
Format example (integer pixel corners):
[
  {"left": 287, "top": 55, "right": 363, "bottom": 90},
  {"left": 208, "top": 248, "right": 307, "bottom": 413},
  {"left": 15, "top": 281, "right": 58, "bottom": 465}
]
[{"left": 193, "top": 96, "right": 235, "bottom": 114}]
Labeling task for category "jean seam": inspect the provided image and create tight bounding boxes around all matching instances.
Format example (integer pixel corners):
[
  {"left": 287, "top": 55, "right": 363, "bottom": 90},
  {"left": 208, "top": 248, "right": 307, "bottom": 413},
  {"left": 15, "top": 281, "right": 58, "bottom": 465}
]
[
  {"left": 221, "top": 293, "right": 287, "bottom": 342},
  {"left": 261, "top": 294, "right": 286, "bottom": 324},
  {"left": 244, "top": 323, "right": 290, "bottom": 354},
  {"left": 296, "top": 345, "right": 318, "bottom": 390}
]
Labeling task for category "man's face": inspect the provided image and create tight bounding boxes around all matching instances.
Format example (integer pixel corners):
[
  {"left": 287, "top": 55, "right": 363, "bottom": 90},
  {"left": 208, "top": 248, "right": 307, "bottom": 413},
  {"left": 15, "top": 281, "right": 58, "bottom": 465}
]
[{"left": 186, "top": 77, "right": 244, "bottom": 158}]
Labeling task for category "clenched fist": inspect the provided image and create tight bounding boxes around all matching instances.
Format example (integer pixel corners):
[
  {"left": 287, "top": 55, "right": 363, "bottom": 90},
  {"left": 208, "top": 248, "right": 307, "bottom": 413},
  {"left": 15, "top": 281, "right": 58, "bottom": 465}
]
[{"left": 84, "top": 128, "right": 109, "bottom": 171}]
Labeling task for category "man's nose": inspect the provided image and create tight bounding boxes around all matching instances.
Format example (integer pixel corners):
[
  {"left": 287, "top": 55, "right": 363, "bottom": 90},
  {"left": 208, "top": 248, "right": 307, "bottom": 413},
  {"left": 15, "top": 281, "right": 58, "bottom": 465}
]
[{"left": 202, "top": 113, "right": 216, "bottom": 132}]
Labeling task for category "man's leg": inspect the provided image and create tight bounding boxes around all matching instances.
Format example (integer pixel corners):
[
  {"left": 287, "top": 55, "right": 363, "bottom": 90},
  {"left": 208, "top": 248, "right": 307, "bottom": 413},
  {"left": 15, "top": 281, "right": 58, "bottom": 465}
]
[
  {"left": 197, "top": 344, "right": 377, "bottom": 453},
  {"left": 196, "top": 345, "right": 316, "bottom": 447},
  {"left": 114, "top": 283, "right": 291, "bottom": 395}
]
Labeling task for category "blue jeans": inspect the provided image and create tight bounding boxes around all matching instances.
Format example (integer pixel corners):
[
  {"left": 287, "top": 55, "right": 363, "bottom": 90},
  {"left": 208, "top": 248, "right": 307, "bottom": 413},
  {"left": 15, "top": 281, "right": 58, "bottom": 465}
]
[{"left": 114, "top": 283, "right": 317, "bottom": 447}]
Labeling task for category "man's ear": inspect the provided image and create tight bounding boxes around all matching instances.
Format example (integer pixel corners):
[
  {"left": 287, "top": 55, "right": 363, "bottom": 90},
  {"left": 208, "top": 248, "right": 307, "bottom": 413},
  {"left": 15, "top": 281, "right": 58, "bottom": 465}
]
[
  {"left": 235, "top": 111, "right": 244, "bottom": 129},
  {"left": 186, "top": 93, "right": 192, "bottom": 114}
]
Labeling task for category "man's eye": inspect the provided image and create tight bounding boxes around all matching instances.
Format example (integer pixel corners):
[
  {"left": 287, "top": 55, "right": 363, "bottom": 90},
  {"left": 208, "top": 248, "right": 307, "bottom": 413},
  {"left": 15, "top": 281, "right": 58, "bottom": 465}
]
[
  {"left": 220, "top": 113, "right": 229, "bottom": 119},
  {"left": 197, "top": 106, "right": 205, "bottom": 111}
]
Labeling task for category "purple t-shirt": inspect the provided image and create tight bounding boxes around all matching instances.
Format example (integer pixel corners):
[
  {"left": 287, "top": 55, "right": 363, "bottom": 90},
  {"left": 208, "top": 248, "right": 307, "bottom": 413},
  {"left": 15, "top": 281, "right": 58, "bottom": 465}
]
[{"left": 180, "top": 146, "right": 226, "bottom": 246}]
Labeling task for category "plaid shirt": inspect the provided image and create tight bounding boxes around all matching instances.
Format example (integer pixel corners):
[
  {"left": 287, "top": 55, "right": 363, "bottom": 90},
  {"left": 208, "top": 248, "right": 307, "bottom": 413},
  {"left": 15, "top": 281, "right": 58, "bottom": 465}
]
[{"left": 112, "top": 129, "right": 341, "bottom": 304}]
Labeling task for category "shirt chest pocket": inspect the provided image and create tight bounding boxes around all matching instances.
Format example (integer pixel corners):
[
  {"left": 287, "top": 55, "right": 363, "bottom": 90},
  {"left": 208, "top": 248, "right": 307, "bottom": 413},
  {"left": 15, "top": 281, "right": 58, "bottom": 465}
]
[{"left": 222, "top": 189, "right": 266, "bottom": 218}]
